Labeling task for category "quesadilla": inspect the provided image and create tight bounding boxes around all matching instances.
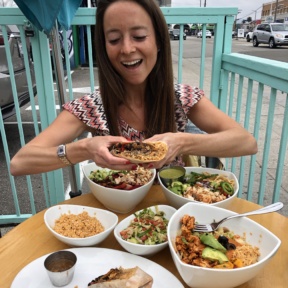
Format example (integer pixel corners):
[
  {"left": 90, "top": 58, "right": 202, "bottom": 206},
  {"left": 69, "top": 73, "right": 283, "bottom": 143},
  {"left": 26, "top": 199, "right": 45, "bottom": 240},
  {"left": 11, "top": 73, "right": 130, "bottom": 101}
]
[
  {"left": 110, "top": 141, "right": 168, "bottom": 163},
  {"left": 87, "top": 266, "right": 153, "bottom": 288}
]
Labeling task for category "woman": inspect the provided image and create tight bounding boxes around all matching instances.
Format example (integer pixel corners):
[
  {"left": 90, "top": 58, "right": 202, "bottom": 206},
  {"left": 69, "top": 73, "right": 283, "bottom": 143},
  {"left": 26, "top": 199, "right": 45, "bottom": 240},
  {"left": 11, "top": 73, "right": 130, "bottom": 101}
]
[{"left": 10, "top": 0, "right": 257, "bottom": 176}]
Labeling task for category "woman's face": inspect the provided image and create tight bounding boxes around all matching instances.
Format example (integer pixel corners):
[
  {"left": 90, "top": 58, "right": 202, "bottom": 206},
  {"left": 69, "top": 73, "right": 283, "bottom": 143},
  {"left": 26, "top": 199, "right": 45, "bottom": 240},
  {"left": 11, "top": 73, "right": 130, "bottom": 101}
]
[{"left": 103, "top": 1, "right": 158, "bottom": 87}]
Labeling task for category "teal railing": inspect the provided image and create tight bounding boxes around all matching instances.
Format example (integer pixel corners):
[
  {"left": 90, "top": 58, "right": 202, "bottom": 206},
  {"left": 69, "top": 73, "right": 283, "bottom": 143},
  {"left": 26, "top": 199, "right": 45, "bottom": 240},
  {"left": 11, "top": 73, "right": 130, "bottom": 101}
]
[{"left": 0, "top": 7, "right": 287, "bottom": 227}]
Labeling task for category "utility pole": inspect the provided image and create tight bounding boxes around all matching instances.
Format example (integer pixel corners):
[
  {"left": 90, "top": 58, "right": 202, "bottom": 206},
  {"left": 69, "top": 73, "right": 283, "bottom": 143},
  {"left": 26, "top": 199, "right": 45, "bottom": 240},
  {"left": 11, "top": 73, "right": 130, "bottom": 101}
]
[
  {"left": 274, "top": 0, "right": 279, "bottom": 22},
  {"left": 204, "top": 0, "right": 207, "bottom": 7}
]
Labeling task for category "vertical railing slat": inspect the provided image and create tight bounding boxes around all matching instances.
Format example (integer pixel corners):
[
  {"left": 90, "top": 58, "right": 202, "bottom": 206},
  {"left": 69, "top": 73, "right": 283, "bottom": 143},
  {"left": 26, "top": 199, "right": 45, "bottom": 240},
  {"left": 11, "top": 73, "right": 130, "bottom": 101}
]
[
  {"left": 272, "top": 93, "right": 288, "bottom": 202},
  {"left": 247, "top": 83, "right": 264, "bottom": 201},
  {"left": 258, "top": 88, "right": 277, "bottom": 204}
]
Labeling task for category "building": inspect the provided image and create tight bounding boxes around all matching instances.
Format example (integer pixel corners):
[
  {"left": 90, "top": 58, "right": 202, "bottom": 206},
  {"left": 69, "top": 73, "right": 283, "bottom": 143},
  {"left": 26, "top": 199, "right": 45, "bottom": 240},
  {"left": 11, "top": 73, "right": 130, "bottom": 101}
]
[
  {"left": 262, "top": 0, "right": 288, "bottom": 23},
  {"left": 156, "top": 0, "right": 171, "bottom": 6}
]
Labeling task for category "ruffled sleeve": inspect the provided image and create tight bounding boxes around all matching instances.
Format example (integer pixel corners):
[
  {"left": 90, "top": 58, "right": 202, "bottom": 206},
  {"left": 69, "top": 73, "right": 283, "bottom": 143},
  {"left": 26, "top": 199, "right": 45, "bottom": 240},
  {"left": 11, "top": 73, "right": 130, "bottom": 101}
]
[
  {"left": 174, "top": 83, "right": 204, "bottom": 132},
  {"left": 62, "top": 88, "right": 110, "bottom": 135}
]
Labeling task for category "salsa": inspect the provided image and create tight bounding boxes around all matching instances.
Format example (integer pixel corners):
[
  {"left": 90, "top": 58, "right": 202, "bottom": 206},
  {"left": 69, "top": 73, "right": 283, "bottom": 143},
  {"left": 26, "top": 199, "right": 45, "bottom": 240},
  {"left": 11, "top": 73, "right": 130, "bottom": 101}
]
[{"left": 159, "top": 167, "right": 185, "bottom": 179}]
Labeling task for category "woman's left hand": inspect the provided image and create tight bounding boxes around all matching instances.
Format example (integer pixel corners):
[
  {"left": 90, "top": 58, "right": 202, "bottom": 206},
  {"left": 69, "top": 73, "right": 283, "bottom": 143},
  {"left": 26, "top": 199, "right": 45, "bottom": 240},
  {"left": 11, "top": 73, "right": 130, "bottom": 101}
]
[{"left": 144, "top": 132, "right": 183, "bottom": 169}]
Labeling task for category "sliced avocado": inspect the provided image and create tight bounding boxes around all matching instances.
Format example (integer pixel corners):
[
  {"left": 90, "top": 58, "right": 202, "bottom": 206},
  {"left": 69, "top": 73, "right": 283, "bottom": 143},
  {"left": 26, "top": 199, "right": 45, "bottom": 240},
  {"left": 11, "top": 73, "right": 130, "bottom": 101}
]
[
  {"left": 202, "top": 247, "right": 229, "bottom": 264},
  {"left": 127, "top": 238, "right": 139, "bottom": 244},
  {"left": 200, "top": 233, "right": 227, "bottom": 253}
]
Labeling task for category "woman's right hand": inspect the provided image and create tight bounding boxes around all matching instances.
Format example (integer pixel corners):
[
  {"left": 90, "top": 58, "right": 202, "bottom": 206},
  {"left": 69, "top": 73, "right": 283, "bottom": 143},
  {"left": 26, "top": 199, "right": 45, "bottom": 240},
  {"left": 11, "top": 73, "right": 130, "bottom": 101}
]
[{"left": 85, "top": 135, "right": 138, "bottom": 170}]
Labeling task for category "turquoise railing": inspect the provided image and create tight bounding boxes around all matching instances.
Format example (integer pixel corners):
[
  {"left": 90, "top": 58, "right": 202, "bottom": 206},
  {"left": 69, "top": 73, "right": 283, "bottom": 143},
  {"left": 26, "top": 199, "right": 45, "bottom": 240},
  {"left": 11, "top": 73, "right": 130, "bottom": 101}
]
[{"left": 0, "top": 7, "right": 287, "bottom": 227}]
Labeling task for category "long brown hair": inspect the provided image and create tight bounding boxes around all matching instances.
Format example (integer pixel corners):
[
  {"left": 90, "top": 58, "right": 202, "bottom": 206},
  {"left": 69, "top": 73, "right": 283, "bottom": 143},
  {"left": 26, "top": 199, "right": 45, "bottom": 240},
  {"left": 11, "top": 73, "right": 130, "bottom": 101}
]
[{"left": 95, "top": 0, "right": 176, "bottom": 137}]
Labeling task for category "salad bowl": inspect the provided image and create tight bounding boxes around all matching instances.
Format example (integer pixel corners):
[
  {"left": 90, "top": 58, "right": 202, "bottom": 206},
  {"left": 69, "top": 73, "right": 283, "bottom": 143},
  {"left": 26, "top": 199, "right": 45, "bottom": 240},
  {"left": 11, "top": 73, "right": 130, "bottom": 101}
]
[
  {"left": 82, "top": 162, "right": 156, "bottom": 214},
  {"left": 114, "top": 205, "right": 177, "bottom": 256},
  {"left": 167, "top": 202, "right": 281, "bottom": 288},
  {"left": 44, "top": 204, "right": 118, "bottom": 247},
  {"left": 158, "top": 166, "right": 239, "bottom": 209}
]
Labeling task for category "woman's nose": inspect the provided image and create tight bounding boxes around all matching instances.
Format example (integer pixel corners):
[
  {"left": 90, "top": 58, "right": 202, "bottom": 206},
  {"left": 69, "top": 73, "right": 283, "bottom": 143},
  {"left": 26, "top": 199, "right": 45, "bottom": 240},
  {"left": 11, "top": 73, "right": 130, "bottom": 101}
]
[{"left": 121, "top": 38, "right": 136, "bottom": 54}]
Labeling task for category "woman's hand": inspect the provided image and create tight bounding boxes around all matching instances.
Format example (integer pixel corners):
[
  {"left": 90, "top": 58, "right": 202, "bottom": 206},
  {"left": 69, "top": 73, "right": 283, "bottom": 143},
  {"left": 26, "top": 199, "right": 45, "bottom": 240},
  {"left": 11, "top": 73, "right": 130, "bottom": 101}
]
[
  {"left": 144, "top": 133, "right": 183, "bottom": 169},
  {"left": 85, "top": 136, "right": 138, "bottom": 170}
]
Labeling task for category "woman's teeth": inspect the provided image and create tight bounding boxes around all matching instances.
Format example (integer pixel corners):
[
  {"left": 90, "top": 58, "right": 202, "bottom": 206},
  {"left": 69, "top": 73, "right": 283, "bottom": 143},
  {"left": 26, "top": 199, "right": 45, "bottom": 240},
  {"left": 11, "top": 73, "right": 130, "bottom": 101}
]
[{"left": 122, "top": 59, "right": 141, "bottom": 67}]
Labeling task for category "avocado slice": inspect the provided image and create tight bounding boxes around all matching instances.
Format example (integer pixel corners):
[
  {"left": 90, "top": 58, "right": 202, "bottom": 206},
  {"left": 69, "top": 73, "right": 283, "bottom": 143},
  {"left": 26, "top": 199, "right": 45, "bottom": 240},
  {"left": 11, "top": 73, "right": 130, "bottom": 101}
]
[
  {"left": 200, "top": 233, "right": 227, "bottom": 253},
  {"left": 202, "top": 247, "right": 229, "bottom": 264}
]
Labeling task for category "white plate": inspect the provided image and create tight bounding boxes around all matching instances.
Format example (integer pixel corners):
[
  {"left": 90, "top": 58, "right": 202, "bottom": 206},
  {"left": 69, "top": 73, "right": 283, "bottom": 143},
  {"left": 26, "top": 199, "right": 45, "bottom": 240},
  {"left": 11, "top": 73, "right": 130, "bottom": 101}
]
[{"left": 12, "top": 247, "right": 184, "bottom": 288}]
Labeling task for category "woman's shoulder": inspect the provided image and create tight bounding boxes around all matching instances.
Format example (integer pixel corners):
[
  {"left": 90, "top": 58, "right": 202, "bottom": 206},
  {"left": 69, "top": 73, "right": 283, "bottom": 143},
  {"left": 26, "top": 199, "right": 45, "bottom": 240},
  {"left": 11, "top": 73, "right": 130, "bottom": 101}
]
[
  {"left": 174, "top": 83, "right": 204, "bottom": 109},
  {"left": 174, "top": 83, "right": 204, "bottom": 99},
  {"left": 62, "top": 87, "right": 109, "bottom": 134}
]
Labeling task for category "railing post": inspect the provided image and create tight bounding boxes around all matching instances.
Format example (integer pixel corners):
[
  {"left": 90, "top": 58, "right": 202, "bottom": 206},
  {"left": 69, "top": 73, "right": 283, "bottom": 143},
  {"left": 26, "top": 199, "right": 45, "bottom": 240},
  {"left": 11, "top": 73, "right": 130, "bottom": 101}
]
[{"left": 30, "top": 29, "right": 65, "bottom": 205}]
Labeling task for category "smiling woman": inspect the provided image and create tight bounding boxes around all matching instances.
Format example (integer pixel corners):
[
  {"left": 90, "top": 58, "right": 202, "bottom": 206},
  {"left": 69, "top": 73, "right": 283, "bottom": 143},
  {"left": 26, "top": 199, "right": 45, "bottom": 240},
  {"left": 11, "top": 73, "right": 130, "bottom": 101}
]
[{"left": 10, "top": 0, "right": 257, "bottom": 181}]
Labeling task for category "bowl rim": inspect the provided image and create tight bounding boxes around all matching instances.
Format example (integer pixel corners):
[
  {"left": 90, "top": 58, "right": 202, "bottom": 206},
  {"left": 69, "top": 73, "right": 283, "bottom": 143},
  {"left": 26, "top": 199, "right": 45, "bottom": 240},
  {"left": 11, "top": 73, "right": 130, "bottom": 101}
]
[
  {"left": 44, "top": 204, "right": 118, "bottom": 240},
  {"left": 114, "top": 204, "right": 177, "bottom": 248},
  {"left": 82, "top": 162, "right": 156, "bottom": 192},
  {"left": 168, "top": 202, "right": 281, "bottom": 271}
]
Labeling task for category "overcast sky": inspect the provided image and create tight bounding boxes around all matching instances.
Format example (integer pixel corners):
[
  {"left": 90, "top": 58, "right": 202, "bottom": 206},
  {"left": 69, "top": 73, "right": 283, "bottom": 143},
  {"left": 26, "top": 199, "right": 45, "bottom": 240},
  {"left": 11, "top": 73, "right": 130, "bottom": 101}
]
[{"left": 171, "top": 0, "right": 269, "bottom": 21}]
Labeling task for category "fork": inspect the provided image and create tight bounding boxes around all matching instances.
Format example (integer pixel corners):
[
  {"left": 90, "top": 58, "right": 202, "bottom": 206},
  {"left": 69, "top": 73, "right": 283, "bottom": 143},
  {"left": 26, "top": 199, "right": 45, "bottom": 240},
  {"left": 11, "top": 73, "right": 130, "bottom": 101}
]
[{"left": 193, "top": 202, "right": 284, "bottom": 233}]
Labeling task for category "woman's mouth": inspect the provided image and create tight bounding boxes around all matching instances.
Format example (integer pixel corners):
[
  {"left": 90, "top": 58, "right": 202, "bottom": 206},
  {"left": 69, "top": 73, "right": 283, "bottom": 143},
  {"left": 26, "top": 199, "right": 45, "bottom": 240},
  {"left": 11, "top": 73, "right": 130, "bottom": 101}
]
[{"left": 121, "top": 59, "right": 142, "bottom": 68}]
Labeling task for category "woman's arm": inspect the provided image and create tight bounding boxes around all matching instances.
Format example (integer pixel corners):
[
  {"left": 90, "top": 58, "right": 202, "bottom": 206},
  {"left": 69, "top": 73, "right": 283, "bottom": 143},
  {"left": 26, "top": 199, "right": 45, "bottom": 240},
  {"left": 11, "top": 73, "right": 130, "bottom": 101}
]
[
  {"left": 185, "top": 96, "right": 258, "bottom": 156},
  {"left": 10, "top": 110, "right": 131, "bottom": 176},
  {"left": 146, "top": 97, "right": 257, "bottom": 167}
]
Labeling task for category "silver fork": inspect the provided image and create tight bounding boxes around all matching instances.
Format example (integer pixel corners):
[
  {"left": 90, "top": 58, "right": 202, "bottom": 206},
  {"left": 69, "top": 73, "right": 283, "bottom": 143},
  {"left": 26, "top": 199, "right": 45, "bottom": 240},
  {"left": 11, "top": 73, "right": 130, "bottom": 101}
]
[{"left": 193, "top": 202, "right": 284, "bottom": 233}]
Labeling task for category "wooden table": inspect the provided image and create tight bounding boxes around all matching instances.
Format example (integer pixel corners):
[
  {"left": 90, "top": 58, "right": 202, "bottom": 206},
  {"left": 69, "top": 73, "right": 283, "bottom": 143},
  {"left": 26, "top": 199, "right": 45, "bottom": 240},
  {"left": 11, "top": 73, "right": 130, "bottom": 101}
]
[{"left": 0, "top": 185, "right": 287, "bottom": 288}]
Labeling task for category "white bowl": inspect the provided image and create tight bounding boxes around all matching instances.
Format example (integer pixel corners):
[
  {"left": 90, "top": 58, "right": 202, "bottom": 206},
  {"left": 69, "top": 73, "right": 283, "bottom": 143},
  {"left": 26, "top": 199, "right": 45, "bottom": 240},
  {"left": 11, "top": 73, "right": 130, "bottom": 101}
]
[
  {"left": 44, "top": 204, "right": 118, "bottom": 247},
  {"left": 114, "top": 205, "right": 177, "bottom": 256},
  {"left": 82, "top": 162, "right": 156, "bottom": 214},
  {"left": 158, "top": 167, "right": 239, "bottom": 209},
  {"left": 167, "top": 202, "right": 281, "bottom": 288}
]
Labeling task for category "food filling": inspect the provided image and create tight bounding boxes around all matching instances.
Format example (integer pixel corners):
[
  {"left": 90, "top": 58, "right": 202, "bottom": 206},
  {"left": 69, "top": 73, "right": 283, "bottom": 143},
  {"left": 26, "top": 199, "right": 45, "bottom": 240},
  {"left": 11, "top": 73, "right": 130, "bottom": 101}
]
[
  {"left": 120, "top": 206, "right": 168, "bottom": 245},
  {"left": 53, "top": 211, "right": 104, "bottom": 238},
  {"left": 175, "top": 215, "right": 260, "bottom": 269},
  {"left": 167, "top": 171, "right": 236, "bottom": 203},
  {"left": 110, "top": 141, "right": 168, "bottom": 162},
  {"left": 89, "top": 166, "right": 153, "bottom": 190}
]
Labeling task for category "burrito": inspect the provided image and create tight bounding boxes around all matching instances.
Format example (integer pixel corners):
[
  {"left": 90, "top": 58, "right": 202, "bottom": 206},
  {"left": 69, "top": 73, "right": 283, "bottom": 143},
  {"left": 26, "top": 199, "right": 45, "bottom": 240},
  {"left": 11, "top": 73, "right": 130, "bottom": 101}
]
[
  {"left": 87, "top": 266, "right": 153, "bottom": 288},
  {"left": 110, "top": 141, "right": 168, "bottom": 163}
]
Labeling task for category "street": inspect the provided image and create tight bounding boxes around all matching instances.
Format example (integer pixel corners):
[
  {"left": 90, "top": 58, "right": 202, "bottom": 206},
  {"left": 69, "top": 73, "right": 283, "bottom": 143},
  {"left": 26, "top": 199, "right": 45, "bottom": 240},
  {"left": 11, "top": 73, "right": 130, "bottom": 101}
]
[
  {"left": 1, "top": 36, "right": 287, "bottom": 235},
  {"left": 169, "top": 35, "right": 288, "bottom": 62}
]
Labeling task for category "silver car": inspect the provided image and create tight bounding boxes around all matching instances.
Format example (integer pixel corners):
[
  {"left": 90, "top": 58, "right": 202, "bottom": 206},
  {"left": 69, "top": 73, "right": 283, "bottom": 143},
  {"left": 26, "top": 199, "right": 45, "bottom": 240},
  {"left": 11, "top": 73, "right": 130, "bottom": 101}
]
[
  {"left": 252, "top": 23, "right": 288, "bottom": 48},
  {"left": 0, "top": 25, "right": 36, "bottom": 119}
]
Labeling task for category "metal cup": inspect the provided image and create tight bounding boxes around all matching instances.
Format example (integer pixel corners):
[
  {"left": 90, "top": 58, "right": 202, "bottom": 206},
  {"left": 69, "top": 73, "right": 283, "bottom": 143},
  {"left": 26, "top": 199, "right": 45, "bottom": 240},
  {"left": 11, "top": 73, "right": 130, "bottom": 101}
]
[{"left": 44, "top": 250, "right": 77, "bottom": 287}]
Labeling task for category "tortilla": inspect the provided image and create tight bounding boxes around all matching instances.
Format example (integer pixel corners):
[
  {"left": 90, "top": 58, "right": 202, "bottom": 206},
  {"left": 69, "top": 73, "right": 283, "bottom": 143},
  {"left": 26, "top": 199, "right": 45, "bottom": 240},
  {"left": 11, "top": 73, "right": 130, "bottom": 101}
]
[
  {"left": 87, "top": 266, "right": 153, "bottom": 288},
  {"left": 110, "top": 141, "right": 168, "bottom": 163}
]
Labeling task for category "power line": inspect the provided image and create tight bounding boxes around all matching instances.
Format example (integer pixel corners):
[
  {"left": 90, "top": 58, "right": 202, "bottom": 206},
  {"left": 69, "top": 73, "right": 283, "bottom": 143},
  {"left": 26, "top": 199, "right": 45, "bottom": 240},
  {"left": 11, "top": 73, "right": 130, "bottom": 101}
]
[{"left": 238, "top": 5, "right": 262, "bottom": 20}]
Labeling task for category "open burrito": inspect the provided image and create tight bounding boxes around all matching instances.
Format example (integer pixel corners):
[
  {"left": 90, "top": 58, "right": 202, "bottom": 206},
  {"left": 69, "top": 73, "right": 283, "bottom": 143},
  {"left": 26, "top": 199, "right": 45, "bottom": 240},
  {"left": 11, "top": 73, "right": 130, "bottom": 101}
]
[
  {"left": 87, "top": 266, "right": 153, "bottom": 288},
  {"left": 110, "top": 141, "right": 168, "bottom": 163}
]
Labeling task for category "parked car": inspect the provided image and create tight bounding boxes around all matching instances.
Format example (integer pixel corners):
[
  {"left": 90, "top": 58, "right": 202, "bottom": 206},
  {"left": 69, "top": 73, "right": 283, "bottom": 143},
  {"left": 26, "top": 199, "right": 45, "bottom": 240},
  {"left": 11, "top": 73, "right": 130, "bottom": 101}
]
[
  {"left": 252, "top": 23, "right": 288, "bottom": 48},
  {"left": 169, "top": 29, "right": 186, "bottom": 40},
  {"left": 197, "top": 30, "right": 212, "bottom": 38},
  {"left": 0, "top": 25, "right": 36, "bottom": 119},
  {"left": 232, "top": 30, "right": 237, "bottom": 38},
  {"left": 246, "top": 31, "right": 253, "bottom": 42}
]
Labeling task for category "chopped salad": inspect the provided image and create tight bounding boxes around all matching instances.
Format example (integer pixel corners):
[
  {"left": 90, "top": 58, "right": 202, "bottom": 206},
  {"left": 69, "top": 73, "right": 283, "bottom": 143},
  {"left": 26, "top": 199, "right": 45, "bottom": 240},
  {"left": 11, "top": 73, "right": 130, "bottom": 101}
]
[
  {"left": 89, "top": 166, "right": 153, "bottom": 190},
  {"left": 120, "top": 206, "right": 168, "bottom": 245},
  {"left": 167, "top": 171, "right": 235, "bottom": 204}
]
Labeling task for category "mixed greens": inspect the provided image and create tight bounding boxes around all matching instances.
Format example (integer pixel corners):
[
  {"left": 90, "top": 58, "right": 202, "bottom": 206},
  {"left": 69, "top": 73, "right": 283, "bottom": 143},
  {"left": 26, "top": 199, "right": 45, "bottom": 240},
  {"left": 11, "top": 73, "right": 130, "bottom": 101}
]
[
  {"left": 89, "top": 167, "right": 152, "bottom": 190},
  {"left": 168, "top": 171, "right": 234, "bottom": 197},
  {"left": 120, "top": 206, "right": 168, "bottom": 245}
]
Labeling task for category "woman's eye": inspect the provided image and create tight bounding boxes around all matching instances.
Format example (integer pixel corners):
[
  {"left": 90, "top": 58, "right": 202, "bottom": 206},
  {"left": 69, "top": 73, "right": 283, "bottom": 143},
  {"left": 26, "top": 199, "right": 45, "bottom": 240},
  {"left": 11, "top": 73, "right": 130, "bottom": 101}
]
[
  {"left": 108, "top": 39, "right": 120, "bottom": 45},
  {"left": 134, "top": 36, "right": 147, "bottom": 41}
]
